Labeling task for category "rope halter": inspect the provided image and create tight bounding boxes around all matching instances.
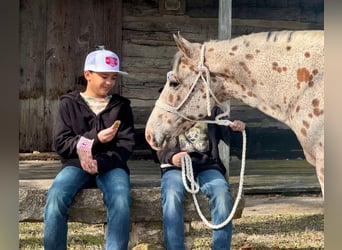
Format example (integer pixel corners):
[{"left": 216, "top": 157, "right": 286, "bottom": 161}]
[{"left": 155, "top": 44, "right": 226, "bottom": 120}]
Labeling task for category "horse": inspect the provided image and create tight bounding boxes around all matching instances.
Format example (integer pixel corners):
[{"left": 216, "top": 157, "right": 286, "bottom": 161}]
[{"left": 145, "top": 30, "right": 324, "bottom": 196}]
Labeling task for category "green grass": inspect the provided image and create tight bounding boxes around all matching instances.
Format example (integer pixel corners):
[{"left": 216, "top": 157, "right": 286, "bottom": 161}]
[
  {"left": 19, "top": 223, "right": 104, "bottom": 250},
  {"left": 191, "top": 214, "right": 324, "bottom": 250},
  {"left": 19, "top": 214, "right": 324, "bottom": 250}
]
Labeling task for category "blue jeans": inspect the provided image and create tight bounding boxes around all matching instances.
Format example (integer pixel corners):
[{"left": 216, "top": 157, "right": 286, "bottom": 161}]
[
  {"left": 44, "top": 166, "right": 131, "bottom": 250},
  {"left": 161, "top": 169, "right": 233, "bottom": 250}
]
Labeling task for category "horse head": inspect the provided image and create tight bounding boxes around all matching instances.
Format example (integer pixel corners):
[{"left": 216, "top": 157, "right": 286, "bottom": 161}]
[{"left": 145, "top": 33, "right": 224, "bottom": 150}]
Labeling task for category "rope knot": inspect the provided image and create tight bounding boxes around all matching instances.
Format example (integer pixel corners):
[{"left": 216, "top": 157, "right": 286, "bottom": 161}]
[
  {"left": 197, "top": 61, "right": 208, "bottom": 74},
  {"left": 197, "top": 44, "right": 209, "bottom": 73}
]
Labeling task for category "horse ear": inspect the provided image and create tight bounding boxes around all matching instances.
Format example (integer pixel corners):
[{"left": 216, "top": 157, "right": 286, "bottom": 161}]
[{"left": 173, "top": 32, "right": 200, "bottom": 61}]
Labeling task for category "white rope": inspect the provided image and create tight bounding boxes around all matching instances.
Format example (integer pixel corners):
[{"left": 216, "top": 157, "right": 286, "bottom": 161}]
[
  {"left": 155, "top": 43, "right": 247, "bottom": 229},
  {"left": 181, "top": 128, "right": 246, "bottom": 230}
]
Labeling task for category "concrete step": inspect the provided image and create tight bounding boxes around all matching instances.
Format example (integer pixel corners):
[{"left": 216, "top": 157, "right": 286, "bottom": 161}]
[{"left": 19, "top": 158, "right": 322, "bottom": 195}]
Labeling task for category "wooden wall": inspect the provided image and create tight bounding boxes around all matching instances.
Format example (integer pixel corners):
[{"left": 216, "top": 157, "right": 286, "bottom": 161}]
[
  {"left": 120, "top": 0, "right": 323, "bottom": 126},
  {"left": 120, "top": 0, "right": 323, "bottom": 159},
  {"left": 19, "top": 0, "right": 123, "bottom": 151},
  {"left": 19, "top": 0, "right": 324, "bottom": 153}
]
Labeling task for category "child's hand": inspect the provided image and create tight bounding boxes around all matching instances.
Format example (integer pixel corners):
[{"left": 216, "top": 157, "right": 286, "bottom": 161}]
[
  {"left": 171, "top": 151, "right": 189, "bottom": 167},
  {"left": 80, "top": 157, "right": 98, "bottom": 174},
  {"left": 98, "top": 120, "right": 120, "bottom": 143},
  {"left": 76, "top": 136, "right": 97, "bottom": 174},
  {"left": 229, "top": 120, "right": 246, "bottom": 131}
]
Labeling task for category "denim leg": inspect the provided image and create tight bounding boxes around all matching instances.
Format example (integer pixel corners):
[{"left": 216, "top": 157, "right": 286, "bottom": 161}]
[
  {"left": 44, "top": 166, "right": 91, "bottom": 250},
  {"left": 96, "top": 168, "right": 131, "bottom": 250},
  {"left": 161, "top": 169, "right": 186, "bottom": 250},
  {"left": 197, "top": 169, "right": 233, "bottom": 250}
]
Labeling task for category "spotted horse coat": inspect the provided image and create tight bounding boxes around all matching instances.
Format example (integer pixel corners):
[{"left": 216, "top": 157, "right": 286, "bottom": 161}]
[{"left": 145, "top": 30, "right": 324, "bottom": 196}]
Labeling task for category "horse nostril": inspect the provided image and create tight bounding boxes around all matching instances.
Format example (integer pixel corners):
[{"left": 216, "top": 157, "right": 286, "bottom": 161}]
[
  {"left": 145, "top": 130, "right": 153, "bottom": 143},
  {"left": 145, "top": 130, "right": 160, "bottom": 150}
]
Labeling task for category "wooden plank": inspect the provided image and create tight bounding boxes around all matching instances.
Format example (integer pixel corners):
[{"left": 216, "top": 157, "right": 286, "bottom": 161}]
[
  {"left": 44, "top": 0, "right": 125, "bottom": 98},
  {"left": 123, "top": 57, "right": 172, "bottom": 69},
  {"left": 232, "top": 7, "right": 314, "bottom": 23},
  {"left": 46, "top": 0, "right": 74, "bottom": 98},
  {"left": 232, "top": 18, "right": 322, "bottom": 30},
  {"left": 20, "top": 99, "right": 44, "bottom": 152},
  {"left": 104, "top": 0, "right": 123, "bottom": 93},
  {"left": 45, "top": 0, "right": 105, "bottom": 98},
  {"left": 104, "top": 0, "right": 122, "bottom": 54},
  {"left": 19, "top": 0, "right": 49, "bottom": 151},
  {"left": 122, "top": 16, "right": 218, "bottom": 41},
  {"left": 19, "top": 0, "right": 47, "bottom": 98},
  {"left": 122, "top": 42, "right": 177, "bottom": 58},
  {"left": 19, "top": 99, "right": 59, "bottom": 152}
]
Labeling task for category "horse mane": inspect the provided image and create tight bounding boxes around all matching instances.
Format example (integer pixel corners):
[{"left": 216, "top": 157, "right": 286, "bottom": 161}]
[{"left": 244, "top": 30, "right": 323, "bottom": 44}]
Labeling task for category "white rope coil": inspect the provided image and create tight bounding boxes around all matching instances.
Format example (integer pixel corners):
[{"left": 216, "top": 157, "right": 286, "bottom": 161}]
[{"left": 181, "top": 129, "right": 246, "bottom": 230}]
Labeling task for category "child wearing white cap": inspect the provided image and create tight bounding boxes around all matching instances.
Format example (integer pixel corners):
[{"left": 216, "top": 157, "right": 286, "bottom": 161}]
[
  {"left": 84, "top": 49, "right": 128, "bottom": 75},
  {"left": 44, "top": 48, "right": 135, "bottom": 249}
]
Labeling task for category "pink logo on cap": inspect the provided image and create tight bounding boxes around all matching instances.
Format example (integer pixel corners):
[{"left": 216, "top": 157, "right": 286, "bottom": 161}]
[{"left": 105, "top": 56, "right": 118, "bottom": 67}]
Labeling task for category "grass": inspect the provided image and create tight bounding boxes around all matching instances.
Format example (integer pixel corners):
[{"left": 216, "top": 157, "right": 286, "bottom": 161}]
[
  {"left": 19, "top": 213, "right": 323, "bottom": 250},
  {"left": 192, "top": 214, "right": 324, "bottom": 249},
  {"left": 19, "top": 223, "right": 104, "bottom": 250}
]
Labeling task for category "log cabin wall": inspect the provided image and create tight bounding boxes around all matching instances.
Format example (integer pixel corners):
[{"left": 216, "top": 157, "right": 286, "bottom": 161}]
[
  {"left": 20, "top": 0, "right": 123, "bottom": 152},
  {"left": 19, "top": 0, "right": 323, "bottom": 156},
  {"left": 121, "top": 0, "right": 323, "bottom": 126},
  {"left": 120, "top": 0, "right": 323, "bottom": 158}
]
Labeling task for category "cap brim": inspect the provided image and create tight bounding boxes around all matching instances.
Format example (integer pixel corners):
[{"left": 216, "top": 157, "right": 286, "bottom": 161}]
[
  {"left": 84, "top": 68, "right": 128, "bottom": 75},
  {"left": 117, "top": 71, "right": 128, "bottom": 75}
]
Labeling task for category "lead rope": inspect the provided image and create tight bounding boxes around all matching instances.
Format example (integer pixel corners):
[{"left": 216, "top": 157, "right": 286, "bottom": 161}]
[
  {"left": 156, "top": 44, "right": 246, "bottom": 228},
  {"left": 181, "top": 125, "right": 247, "bottom": 230}
]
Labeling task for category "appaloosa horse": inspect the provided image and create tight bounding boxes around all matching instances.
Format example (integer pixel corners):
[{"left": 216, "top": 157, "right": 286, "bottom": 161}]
[{"left": 145, "top": 30, "right": 324, "bottom": 195}]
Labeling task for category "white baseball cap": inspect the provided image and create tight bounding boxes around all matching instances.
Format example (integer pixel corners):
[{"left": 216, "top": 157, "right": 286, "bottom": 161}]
[{"left": 84, "top": 49, "right": 128, "bottom": 75}]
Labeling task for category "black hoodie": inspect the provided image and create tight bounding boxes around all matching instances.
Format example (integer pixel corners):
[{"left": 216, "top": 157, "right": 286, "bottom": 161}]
[{"left": 53, "top": 90, "right": 135, "bottom": 174}]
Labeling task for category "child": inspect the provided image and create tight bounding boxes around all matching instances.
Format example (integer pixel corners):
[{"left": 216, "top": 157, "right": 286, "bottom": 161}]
[
  {"left": 157, "top": 71, "right": 246, "bottom": 250},
  {"left": 44, "top": 49, "right": 135, "bottom": 250}
]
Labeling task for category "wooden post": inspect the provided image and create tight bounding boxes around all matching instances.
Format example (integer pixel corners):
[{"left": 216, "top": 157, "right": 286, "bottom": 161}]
[
  {"left": 218, "top": 0, "right": 232, "bottom": 179},
  {"left": 218, "top": 0, "right": 231, "bottom": 40},
  {"left": 105, "top": 0, "right": 123, "bottom": 95}
]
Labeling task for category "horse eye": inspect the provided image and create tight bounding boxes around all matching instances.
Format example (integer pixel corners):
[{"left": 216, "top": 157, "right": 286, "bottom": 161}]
[{"left": 169, "top": 80, "right": 180, "bottom": 89}]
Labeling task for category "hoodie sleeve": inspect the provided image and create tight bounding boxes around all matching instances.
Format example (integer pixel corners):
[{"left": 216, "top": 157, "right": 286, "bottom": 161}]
[
  {"left": 156, "top": 149, "right": 179, "bottom": 165},
  {"left": 53, "top": 97, "right": 81, "bottom": 158},
  {"left": 53, "top": 93, "right": 102, "bottom": 160}
]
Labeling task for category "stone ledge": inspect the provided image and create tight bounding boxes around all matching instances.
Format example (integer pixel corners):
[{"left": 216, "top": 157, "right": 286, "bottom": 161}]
[{"left": 19, "top": 179, "right": 244, "bottom": 223}]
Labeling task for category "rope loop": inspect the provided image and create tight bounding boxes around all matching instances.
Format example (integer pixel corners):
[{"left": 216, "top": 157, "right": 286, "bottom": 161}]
[
  {"left": 155, "top": 42, "right": 247, "bottom": 229},
  {"left": 181, "top": 129, "right": 246, "bottom": 230}
]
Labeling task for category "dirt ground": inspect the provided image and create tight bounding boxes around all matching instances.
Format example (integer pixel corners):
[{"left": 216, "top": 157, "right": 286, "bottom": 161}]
[{"left": 242, "top": 194, "right": 324, "bottom": 216}]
